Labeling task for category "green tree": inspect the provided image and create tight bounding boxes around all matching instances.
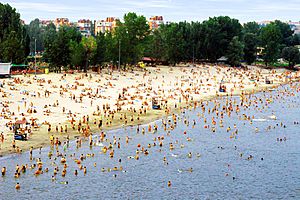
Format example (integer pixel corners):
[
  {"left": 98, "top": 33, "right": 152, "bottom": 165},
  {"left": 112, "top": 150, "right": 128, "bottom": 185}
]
[
  {"left": 163, "top": 23, "right": 185, "bottom": 65},
  {"left": 260, "top": 24, "right": 282, "bottom": 66},
  {"left": 81, "top": 36, "right": 97, "bottom": 72},
  {"left": 190, "top": 21, "right": 203, "bottom": 61},
  {"left": 226, "top": 36, "right": 244, "bottom": 66},
  {"left": 22, "top": 26, "right": 30, "bottom": 59},
  {"left": 243, "top": 22, "right": 260, "bottom": 35},
  {"left": 201, "top": 16, "right": 242, "bottom": 61},
  {"left": 1, "top": 31, "right": 21, "bottom": 62},
  {"left": 179, "top": 21, "right": 195, "bottom": 62},
  {"left": 43, "top": 23, "right": 57, "bottom": 45},
  {"left": 243, "top": 33, "right": 258, "bottom": 64},
  {"left": 43, "top": 25, "right": 83, "bottom": 72},
  {"left": 43, "top": 25, "right": 73, "bottom": 72},
  {"left": 115, "top": 12, "right": 150, "bottom": 65},
  {"left": 0, "top": 3, "right": 29, "bottom": 63},
  {"left": 64, "top": 26, "right": 82, "bottom": 44},
  {"left": 291, "top": 34, "right": 300, "bottom": 46},
  {"left": 26, "top": 18, "right": 44, "bottom": 53},
  {"left": 272, "top": 20, "right": 294, "bottom": 48},
  {"left": 144, "top": 29, "right": 165, "bottom": 63},
  {"left": 147, "top": 21, "right": 203, "bottom": 64},
  {"left": 282, "top": 46, "right": 300, "bottom": 67},
  {"left": 104, "top": 32, "right": 118, "bottom": 64},
  {"left": 92, "top": 32, "right": 106, "bottom": 65},
  {"left": 53, "top": 27, "right": 71, "bottom": 71},
  {"left": 70, "top": 41, "right": 85, "bottom": 69}
]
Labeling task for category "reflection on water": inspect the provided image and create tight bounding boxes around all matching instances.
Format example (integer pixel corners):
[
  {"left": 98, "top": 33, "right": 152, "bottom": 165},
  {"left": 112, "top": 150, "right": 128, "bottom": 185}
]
[{"left": 1, "top": 83, "right": 300, "bottom": 200}]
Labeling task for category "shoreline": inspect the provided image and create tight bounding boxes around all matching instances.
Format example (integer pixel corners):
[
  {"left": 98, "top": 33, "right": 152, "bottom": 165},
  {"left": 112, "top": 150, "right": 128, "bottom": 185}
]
[
  {"left": 0, "top": 65, "right": 299, "bottom": 158},
  {"left": 0, "top": 82, "right": 286, "bottom": 158}
]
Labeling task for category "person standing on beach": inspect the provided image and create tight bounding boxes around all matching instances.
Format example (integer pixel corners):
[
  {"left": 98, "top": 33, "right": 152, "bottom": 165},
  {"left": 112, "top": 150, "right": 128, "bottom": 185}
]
[
  {"left": 0, "top": 132, "right": 4, "bottom": 143},
  {"left": 12, "top": 139, "right": 16, "bottom": 149},
  {"left": 99, "top": 119, "right": 102, "bottom": 129}
]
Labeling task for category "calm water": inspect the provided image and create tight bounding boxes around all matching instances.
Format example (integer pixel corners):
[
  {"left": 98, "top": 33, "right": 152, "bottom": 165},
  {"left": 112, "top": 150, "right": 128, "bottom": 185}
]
[{"left": 1, "top": 83, "right": 300, "bottom": 200}]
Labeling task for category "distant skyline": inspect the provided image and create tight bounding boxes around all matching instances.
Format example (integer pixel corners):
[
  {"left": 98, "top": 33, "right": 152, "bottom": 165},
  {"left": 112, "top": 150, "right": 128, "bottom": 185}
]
[{"left": 2, "top": 0, "right": 300, "bottom": 24}]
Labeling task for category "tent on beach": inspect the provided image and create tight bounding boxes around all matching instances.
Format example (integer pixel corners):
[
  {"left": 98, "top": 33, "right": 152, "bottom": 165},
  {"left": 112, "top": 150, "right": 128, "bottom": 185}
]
[
  {"left": 0, "top": 63, "right": 11, "bottom": 77},
  {"left": 217, "top": 56, "right": 228, "bottom": 64}
]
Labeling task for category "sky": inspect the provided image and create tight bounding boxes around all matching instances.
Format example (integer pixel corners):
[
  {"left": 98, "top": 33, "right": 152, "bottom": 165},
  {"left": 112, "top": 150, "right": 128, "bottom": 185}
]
[{"left": 2, "top": 0, "right": 300, "bottom": 24}]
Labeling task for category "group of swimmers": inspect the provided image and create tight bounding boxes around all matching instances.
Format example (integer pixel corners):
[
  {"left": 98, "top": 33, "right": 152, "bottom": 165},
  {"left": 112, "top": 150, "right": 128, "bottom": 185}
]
[{"left": 0, "top": 65, "right": 299, "bottom": 190}]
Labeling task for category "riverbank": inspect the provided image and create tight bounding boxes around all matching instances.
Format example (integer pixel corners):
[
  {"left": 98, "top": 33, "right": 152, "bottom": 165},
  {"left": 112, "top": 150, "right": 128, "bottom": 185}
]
[{"left": 0, "top": 64, "right": 299, "bottom": 157}]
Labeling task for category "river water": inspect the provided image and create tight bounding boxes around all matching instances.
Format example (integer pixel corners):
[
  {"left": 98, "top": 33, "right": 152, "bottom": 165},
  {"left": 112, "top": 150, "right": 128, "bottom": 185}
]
[{"left": 1, "top": 83, "right": 300, "bottom": 200}]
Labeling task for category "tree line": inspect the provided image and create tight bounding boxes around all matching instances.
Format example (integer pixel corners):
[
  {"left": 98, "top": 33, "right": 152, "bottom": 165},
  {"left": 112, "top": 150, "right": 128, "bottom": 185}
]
[
  {"left": 147, "top": 18, "right": 300, "bottom": 67},
  {"left": 0, "top": 3, "right": 29, "bottom": 64},
  {"left": 1, "top": 2, "right": 300, "bottom": 70}
]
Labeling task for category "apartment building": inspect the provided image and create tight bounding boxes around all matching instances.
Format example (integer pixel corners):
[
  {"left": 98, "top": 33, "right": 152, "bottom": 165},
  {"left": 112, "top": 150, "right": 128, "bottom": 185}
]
[
  {"left": 287, "top": 21, "right": 300, "bottom": 34},
  {"left": 54, "top": 18, "right": 70, "bottom": 30},
  {"left": 148, "top": 16, "right": 164, "bottom": 30},
  {"left": 94, "top": 17, "right": 119, "bottom": 35},
  {"left": 77, "top": 19, "right": 92, "bottom": 37},
  {"left": 40, "top": 20, "right": 53, "bottom": 27}
]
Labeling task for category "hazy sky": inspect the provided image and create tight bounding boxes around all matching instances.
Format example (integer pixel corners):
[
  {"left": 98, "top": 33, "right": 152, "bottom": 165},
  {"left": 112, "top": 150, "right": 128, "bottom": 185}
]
[{"left": 3, "top": 0, "right": 300, "bottom": 24}]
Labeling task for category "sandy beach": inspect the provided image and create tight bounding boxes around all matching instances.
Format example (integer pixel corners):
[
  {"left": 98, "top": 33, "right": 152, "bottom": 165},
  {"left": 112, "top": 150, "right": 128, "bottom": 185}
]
[{"left": 0, "top": 64, "right": 299, "bottom": 156}]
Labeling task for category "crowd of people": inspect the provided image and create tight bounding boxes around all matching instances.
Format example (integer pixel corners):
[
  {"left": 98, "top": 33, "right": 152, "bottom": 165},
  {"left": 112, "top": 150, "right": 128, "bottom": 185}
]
[{"left": 0, "top": 64, "right": 299, "bottom": 189}]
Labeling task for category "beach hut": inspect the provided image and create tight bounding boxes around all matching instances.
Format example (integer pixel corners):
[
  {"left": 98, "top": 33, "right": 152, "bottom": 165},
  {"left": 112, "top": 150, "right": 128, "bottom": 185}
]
[
  {"left": 217, "top": 56, "right": 228, "bottom": 64},
  {"left": 0, "top": 63, "right": 11, "bottom": 78}
]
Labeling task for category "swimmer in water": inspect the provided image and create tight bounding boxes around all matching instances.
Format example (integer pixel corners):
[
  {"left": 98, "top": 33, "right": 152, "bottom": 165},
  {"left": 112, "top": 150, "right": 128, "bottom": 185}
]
[
  {"left": 2, "top": 167, "right": 6, "bottom": 176},
  {"left": 15, "top": 182, "right": 20, "bottom": 190}
]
